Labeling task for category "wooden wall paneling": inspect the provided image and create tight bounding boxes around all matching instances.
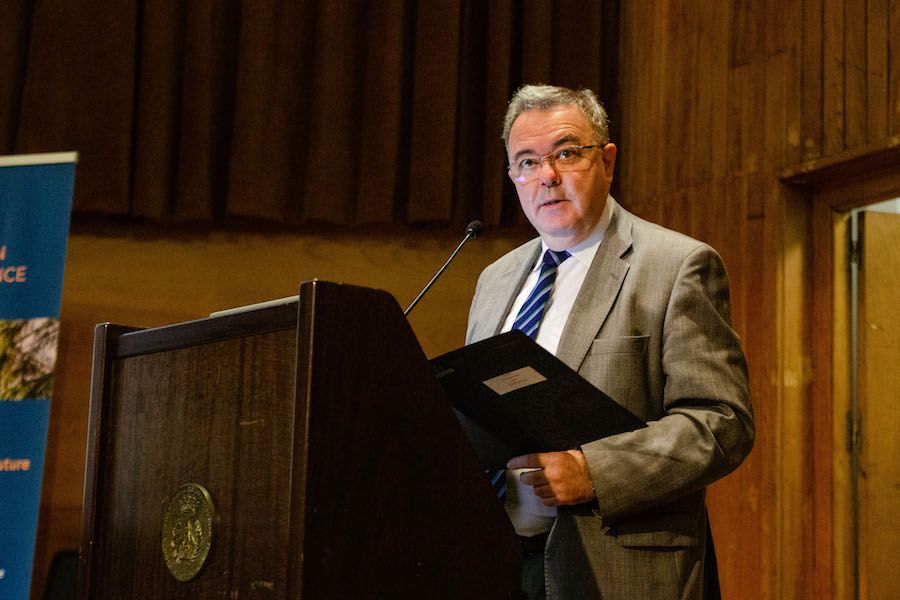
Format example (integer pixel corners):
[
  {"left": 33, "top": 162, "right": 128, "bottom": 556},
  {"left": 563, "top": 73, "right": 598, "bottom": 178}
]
[
  {"left": 617, "top": 0, "right": 654, "bottom": 206},
  {"left": 689, "top": 183, "right": 713, "bottom": 248},
  {"left": 714, "top": 178, "right": 743, "bottom": 301},
  {"left": 823, "top": 0, "right": 845, "bottom": 154},
  {"left": 614, "top": 2, "right": 631, "bottom": 203},
  {"left": 653, "top": 0, "right": 675, "bottom": 199},
  {"left": 697, "top": 186, "right": 708, "bottom": 243},
  {"left": 830, "top": 212, "right": 852, "bottom": 600},
  {"left": 732, "top": 0, "right": 763, "bottom": 67},
  {"left": 708, "top": 188, "right": 767, "bottom": 600},
  {"left": 615, "top": 1, "right": 632, "bottom": 199},
  {"left": 740, "top": 180, "right": 771, "bottom": 600},
  {"left": 646, "top": 0, "right": 667, "bottom": 204},
  {"left": 726, "top": 60, "right": 744, "bottom": 175},
  {"left": 700, "top": 1, "right": 730, "bottom": 182},
  {"left": 645, "top": 0, "right": 671, "bottom": 203},
  {"left": 765, "top": 0, "right": 790, "bottom": 56},
  {"left": 705, "top": 177, "right": 754, "bottom": 599},
  {"left": 766, "top": 49, "right": 791, "bottom": 173},
  {"left": 615, "top": 1, "right": 652, "bottom": 226},
  {"left": 724, "top": 175, "right": 748, "bottom": 338},
  {"left": 671, "top": 2, "right": 695, "bottom": 192},
  {"left": 891, "top": 0, "right": 900, "bottom": 135},
  {"left": 743, "top": 60, "right": 767, "bottom": 175},
  {"left": 662, "top": 189, "right": 690, "bottom": 238},
  {"left": 801, "top": 0, "right": 824, "bottom": 160},
  {"left": 844, "top": 0, "right": 868, "bottom": 148},
  {"left": 866, "top": 0, "right": 890, "bottom": 142},
  {"left": 746, "top": 165, "right": 767, "bottom": 221},
  {"left": 781, "top": 0, "right": 805, "bottom": 168},
  {"left": 769, "top": 183, "right": 814, "bottom": 600},
  {"left": 764, "top": 0, "right": 799, "bottom": 167},
  {"left": 809, "top": 200, "right": 836, "bottom": 600},
  {"left": 735, "top": 0, "right": 766, "bottom": 177}
]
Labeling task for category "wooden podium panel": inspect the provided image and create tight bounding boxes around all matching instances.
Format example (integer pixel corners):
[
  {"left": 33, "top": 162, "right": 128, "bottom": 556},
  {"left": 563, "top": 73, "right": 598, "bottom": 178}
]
[{"left": 78, "top": 281, "right": 521, "bottom": 599}]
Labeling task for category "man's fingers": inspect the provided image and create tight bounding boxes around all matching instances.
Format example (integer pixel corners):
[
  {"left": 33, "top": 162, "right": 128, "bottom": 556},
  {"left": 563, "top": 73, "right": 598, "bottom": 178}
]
[
  {"left": 532, "top": 483, "right": 554, "bottom": 498},
  {"left": 517, "top": 469, "right": 548, "bottom": 486},
  {"left": 508, "top": 450, "right": 596, "bottom": 506},
  {"left": 507, "top": 453, "right": 542, "bottom": 470}
]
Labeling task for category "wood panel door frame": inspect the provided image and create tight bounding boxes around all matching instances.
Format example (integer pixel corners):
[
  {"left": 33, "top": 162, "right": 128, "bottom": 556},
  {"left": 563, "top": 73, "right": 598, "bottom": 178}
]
[{"left": 782, "top": 145, "right": 900, "bottom": 600}]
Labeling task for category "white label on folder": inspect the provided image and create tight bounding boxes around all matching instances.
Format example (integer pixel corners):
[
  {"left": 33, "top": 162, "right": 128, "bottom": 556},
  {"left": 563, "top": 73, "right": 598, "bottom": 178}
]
[{"left": 482, "top": 366, "right": 546, "bottom": 395}]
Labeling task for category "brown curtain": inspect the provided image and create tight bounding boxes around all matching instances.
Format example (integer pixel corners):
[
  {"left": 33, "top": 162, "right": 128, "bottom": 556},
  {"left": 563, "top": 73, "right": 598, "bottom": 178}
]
[{"left": 1, "top": 0, "right": 617, "bottom": 227}]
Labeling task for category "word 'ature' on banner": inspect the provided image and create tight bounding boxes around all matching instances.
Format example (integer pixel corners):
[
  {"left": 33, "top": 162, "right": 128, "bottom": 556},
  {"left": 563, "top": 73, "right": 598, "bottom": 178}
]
[{"left": 0, "top": 152, "right": 77, "bottom": 600}]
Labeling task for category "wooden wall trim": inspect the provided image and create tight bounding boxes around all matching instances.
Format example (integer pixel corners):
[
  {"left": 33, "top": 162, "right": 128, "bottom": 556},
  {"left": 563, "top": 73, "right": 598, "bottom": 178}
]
[
  {"left": 830, "top": 212, "right": 852, "bottom": 600},
  {"left": 778, "top": 137, "right": 900, "bottom": 188},
  {"left": 770, "top": 185, "right": 815, "bottom": 600},
  {"left": 811, "top": 201, "right": 837, "bottom": 600}
]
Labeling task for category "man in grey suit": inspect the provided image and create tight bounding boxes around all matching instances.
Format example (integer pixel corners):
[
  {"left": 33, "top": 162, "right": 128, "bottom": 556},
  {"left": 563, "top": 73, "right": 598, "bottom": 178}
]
[{"left": 466, "top": 85, "right": 754, "bottom": 599}]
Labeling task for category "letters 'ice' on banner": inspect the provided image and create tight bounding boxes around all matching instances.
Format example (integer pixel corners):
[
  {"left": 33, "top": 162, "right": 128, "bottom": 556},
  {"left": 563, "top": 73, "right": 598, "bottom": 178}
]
[{"left": 0, "top": 152, "right": 77, "bottom": 599}]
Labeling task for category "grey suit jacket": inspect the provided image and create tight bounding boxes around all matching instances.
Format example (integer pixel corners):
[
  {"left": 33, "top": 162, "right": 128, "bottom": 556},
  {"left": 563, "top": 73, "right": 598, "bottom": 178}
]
[{"left": 466, "top": 198, "right": 754, "bottom": 600}]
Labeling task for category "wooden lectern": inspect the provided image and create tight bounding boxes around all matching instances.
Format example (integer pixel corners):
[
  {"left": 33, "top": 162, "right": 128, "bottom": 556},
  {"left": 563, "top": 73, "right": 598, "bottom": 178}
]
[{"left": 78, "top": 280, "right": 521, "bottom": 599}]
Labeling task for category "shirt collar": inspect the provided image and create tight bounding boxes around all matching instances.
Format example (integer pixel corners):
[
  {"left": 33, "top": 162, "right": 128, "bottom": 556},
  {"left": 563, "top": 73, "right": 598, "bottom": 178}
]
[{"left": 534, "top": 195, "right": 615, "bottom": 271}]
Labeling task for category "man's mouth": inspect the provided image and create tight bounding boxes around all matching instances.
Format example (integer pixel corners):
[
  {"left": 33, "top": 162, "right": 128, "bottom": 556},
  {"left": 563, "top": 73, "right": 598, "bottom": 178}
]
[{"left": 540, "top": 198, "right": 566, "bottom": 207}]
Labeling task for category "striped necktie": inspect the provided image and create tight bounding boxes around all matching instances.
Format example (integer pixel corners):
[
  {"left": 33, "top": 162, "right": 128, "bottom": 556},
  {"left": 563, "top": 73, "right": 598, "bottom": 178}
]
[
  {"left": 512, "top": 249, "right": 571, "bottom": 339},
  {"left": 490, "top": 249, "right": 570, "bottom": 502}
]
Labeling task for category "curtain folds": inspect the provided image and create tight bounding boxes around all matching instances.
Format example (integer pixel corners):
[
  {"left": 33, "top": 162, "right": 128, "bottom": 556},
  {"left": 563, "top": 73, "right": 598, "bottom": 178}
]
[{"left": 1, "top": 0, "right": 616, "bottom": 227}]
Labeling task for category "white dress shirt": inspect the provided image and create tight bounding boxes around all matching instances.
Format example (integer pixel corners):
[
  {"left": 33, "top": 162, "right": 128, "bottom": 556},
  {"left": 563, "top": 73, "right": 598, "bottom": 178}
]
[{"left": 499, "top": 197, "right": 614, "bottom": 536}]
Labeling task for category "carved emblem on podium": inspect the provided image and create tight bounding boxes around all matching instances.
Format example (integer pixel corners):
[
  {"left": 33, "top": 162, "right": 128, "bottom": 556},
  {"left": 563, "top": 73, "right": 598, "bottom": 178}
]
[{"left": 161, "top": 483, "right": 216, "bottom": 582}]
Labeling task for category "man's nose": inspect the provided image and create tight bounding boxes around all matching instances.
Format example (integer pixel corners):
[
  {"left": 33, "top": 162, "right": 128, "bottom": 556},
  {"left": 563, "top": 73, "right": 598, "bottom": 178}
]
[{"left": 539, "top": 159, "right": 561, "bottom": 186}]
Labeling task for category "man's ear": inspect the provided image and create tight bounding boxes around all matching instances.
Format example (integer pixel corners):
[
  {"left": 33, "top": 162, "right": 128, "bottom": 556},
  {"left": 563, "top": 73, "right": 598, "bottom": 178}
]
[{"left": 601, "top": 143, "right": 617, "bottom": 179}]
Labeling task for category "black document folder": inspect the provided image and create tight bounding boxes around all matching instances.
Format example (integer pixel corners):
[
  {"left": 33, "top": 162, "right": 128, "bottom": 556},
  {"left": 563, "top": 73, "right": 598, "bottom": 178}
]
[{"left": 432, "top": 330, "right": 646, "bottom": 467}]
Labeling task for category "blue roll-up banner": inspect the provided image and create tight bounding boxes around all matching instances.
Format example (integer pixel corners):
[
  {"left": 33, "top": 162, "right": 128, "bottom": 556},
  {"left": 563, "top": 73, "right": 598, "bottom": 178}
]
[{"left": 0, "top": 152, "right": 77, "bottom": 599}]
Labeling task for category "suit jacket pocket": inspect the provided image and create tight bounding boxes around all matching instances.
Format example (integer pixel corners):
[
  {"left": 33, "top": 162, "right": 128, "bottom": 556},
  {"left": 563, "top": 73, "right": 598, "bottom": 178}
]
[
  {"left": 581, "top": 335, "right": 650, "bottom": 416},
  {"left": 616, "top": 530, "right": 698, "bottom": 548},
  {"left": 609, "top": 505, "right": 701, "bottom": 548},
  {"left": 589, "top": 334, "right": 650, "bottom": 355}
]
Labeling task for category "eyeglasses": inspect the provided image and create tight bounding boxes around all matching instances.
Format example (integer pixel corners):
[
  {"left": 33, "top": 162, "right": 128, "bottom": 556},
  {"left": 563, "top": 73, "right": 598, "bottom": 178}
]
[{"left": 509, "top": 144, "right": 604, "bottom": 184}]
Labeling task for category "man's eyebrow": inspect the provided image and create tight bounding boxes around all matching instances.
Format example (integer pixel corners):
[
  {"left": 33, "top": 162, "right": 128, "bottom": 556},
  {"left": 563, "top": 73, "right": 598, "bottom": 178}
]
[
  {"left": 510, "top": 134, "right": 580, "bottom": 161},
  {"left": 552, "top": 134, "right": 579, "bottom": 148}
]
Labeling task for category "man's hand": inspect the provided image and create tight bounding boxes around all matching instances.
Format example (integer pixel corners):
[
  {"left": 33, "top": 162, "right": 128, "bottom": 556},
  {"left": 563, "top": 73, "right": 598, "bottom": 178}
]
[{"left": 507, "top": 450, "right": 596, "bottom": 506}]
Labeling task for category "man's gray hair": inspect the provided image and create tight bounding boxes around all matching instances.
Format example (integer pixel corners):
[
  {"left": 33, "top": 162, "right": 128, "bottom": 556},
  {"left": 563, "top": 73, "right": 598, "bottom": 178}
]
[{"left": 502, "top": 84, "right": 610, "bottom": 148}]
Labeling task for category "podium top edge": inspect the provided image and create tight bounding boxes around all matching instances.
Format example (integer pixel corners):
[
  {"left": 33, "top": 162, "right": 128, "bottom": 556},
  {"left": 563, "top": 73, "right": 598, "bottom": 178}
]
[{"left": 0, "top": 151, "right": 79, "bottom": 167}]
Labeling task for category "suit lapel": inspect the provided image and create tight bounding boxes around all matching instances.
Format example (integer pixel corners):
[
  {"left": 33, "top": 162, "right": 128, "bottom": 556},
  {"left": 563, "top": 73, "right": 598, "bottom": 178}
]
[
  {"left": 470, "top": 239, "right": 542, "bottom": 341},
  {"left": 555, "top": 205, "right": 633, "bottom": 371}
]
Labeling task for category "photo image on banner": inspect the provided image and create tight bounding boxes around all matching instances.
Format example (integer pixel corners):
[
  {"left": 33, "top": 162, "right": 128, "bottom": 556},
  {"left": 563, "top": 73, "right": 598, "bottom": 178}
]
[{"left": 0, "top": 318, "right": 59, "bottom": 400}]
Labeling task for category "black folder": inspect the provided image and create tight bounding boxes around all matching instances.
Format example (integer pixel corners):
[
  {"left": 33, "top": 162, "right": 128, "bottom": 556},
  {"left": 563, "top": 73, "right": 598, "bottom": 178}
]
[{"left": 432, "top": 330, "right": 646, "bottom": 468}]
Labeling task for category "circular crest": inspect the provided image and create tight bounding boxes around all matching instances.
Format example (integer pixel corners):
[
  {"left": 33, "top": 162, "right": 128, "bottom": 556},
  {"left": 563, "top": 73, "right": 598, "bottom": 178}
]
[{"left": 161, "top": 483, "right": 215, "bottom": 582}]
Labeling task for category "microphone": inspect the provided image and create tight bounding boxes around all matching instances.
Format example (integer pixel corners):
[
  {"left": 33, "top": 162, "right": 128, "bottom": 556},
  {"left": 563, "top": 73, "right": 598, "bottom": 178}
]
[{"left": 404, "top": 220, "right": 484, "bottom": 316}]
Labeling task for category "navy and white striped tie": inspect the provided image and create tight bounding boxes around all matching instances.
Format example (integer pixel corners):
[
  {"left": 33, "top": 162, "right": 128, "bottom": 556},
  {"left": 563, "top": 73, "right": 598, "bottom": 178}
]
[
  {"left": 491, "top": 249, "right": 570, "bottom": 502},
  {"left": 512, "top": 249, "right": 571, "bottom": 339}
]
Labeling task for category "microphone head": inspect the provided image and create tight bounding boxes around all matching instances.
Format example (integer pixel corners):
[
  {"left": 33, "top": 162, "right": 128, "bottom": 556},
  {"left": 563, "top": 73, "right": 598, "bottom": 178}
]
[{"left": 465, "top": 220, "right": 485, "bottom": 239}]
